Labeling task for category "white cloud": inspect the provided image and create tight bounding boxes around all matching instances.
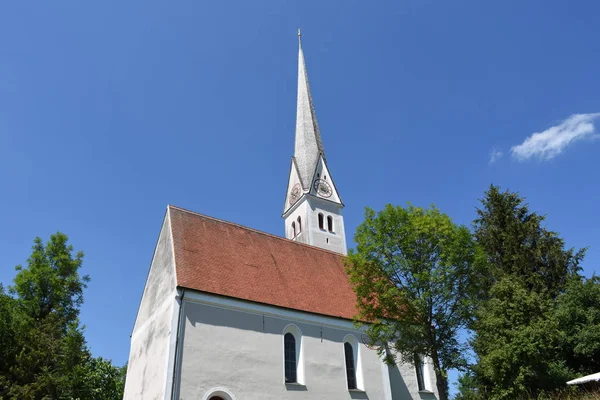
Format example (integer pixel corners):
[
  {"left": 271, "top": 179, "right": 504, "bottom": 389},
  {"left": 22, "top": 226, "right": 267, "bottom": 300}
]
[
  {"left": 489, "top": 148, "right": 503, "bottom": 164},
  {"left": 511, "top": 113, "right": 600, "bottom": 161}
]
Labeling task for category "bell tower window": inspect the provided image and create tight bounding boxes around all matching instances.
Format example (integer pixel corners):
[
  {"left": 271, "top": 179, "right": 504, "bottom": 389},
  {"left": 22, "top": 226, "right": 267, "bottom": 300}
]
[
  {"left": 318, "top": 213, "right": 324, "bottom": 230},
  {"left": 297, "top": 216, "right": 302, "bottom": 233},
  {"left": 327, "top": 216, "right": 334, "bottom": 232},
  {"left": 291, "top": 222, "right": 296, "bottom": 237}
]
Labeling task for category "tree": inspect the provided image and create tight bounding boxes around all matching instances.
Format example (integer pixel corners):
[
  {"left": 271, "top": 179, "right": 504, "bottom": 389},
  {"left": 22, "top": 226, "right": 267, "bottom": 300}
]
[
  {"left": 466, "top": 186, "right": 586, "bottom": 399},
  {"left": 473, "top": 185, "right": 584, "bottom": 297},
  {"left": 0, "top": 232, "right": 125, "bottom": 400},
  {"left": 76, "top": 358, "right": 127, "bottom": 400},
  {"left": 346, "top": 204, "right": 478, "bottom": 400},
  {"left": 470, "top": 278, "right": 571, "bottom": 399},
  {"left": 555, "top": 276, "right": 600, "bottom": 375}
]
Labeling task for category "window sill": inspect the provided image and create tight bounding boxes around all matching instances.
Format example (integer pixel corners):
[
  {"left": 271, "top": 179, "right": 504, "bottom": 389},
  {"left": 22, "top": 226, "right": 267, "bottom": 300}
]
[
  {"left": 349, "top": 389, "right": 366, "bottom": 393},
  {"left": 284, "top": 382, "right": 307, "bottom": 391},
  {"left": 419, "top": 390, "right": 434, "bottom": 394}
]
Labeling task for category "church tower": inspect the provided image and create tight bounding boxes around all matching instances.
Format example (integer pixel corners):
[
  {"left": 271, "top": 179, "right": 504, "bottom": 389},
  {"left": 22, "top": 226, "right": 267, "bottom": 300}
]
[{"left": 283, "top": 31, "right": 347, "bottom": 255}]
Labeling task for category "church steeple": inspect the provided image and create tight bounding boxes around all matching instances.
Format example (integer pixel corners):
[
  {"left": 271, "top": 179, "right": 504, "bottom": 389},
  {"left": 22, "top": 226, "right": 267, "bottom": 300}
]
[
  {"left": 294, "top": 29, "right": 325, "bottom": 189},
  {"left": 283, "top": 31, "right": 347, "bottom": 255}
]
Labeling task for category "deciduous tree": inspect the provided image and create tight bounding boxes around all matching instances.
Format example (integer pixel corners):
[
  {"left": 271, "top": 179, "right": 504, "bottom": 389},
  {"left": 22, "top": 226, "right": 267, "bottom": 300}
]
[{"left": 347, "top": 204, "right": 478, "bottom": 400}]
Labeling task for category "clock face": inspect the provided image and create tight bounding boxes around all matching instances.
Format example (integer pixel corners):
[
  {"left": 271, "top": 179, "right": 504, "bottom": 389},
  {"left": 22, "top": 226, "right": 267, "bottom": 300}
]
[
  {"left": 289, "top": 183, "right": 302, "bottom": 205},
  {"left": 313, "top": 179, "right": 332, "bottom": 198}
]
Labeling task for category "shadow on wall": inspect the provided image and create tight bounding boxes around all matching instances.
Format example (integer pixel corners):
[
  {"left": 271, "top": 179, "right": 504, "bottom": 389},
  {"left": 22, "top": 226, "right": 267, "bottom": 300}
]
[
  {"left": 388, "top": 364, "right": 414, "bottom": 399},
  {"left": 185, "top": 300, "right": 351, "bottom": 342}
]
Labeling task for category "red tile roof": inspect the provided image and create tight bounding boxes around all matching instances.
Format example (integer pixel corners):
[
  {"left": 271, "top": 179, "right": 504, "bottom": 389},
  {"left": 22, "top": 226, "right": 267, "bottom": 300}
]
[{"left": 168, "top": 205, "right": 360, "bottom": 321}]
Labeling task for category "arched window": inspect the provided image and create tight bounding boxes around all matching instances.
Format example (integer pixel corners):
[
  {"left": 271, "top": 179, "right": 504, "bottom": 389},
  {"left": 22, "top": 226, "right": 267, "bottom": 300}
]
[
  {"left": 283, "top": 324, "right": 304, "bottom": 384},
  {"left": 297, "top": 216, "right": 302, "bottom": 233},
  {"left": 318, "top": 213, "right": 324, "bottom": 230},
  {"left": 344, "top": 342, "right": 357, "bottom": 389},
  {"left": 343, "top": 335, "right": 363, "bottom": 391},
  {"left": 202, "top": 387, "right": 236, "bottom": 400},
  {"left": 284, "top": 333, "right": 297, "bottom": 383},
  {"left": 291, "top": 222, "right": 296, "bottom": 237},
  {"left": 415, "top": 354, "right": 427, "bottom": 391},
  {"left": 327, "top": 216, "right": 334, "bottom": 232}
]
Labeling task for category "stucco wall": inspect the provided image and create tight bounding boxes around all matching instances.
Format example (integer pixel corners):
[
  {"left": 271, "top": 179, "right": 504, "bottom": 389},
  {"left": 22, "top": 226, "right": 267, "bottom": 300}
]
[
  {"left": 175, "top": 298, "right": 435, "bottom": 400},
  {"left": 124, "top": 211, "right": 177, "bottom": 400},
  {"left": 284, "top": 201, "right": 310, "bottom": 244},
  {"left": 307, "top": 197, "right": 347, "bottom": 254}
]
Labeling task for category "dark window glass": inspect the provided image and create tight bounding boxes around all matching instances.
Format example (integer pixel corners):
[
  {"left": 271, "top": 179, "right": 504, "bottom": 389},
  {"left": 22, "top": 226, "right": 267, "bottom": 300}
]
[
  {"left": 292, "top": 222, "right": 296, "bottom": 237},
  {"left": 318, "top": 213, "right": 324, "bottom": 229},
  {"left": 284, "top": 333, "right": 297, "bottom": 383},
  {"left": 415, "top": 354, "right": 425, "bottom": 391},
  {"left": 297, "top": 216, "right": 302, "bottom": 233},
  {"left": 327, "top": 216, "right": 334, "bottom": 232},
  {"left": 344, "top": 342, "right": 357, "bottom": 390}
]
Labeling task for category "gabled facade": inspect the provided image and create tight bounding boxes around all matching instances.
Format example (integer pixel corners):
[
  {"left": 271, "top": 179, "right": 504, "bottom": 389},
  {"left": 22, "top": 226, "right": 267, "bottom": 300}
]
[{"left": 124, "top": 32, "right": 439, "bottom": 400}]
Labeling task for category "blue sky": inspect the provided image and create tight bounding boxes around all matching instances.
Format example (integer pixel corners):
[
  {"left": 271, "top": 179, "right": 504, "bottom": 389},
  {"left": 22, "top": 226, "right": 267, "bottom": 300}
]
[{"left": 1, "top": 0, "right": 599, "bottom": 395}]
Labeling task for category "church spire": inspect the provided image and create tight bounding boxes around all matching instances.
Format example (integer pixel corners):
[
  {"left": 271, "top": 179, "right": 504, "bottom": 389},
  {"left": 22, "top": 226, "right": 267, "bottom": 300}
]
[
  {"left": 294, "top": 29, "right": 325, "bottom": 189},
  {"left": 283, "top": 31, "right": 347, "bottom": 255}
]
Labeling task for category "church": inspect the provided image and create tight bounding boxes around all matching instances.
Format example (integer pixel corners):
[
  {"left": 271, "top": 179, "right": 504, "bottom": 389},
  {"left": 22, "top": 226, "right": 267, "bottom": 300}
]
[{"left": 123, "top": 32, "right": 439, "bottom": 400}]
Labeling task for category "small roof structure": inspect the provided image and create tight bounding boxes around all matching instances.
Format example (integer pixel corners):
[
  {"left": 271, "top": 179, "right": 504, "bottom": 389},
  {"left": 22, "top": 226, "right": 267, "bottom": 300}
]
[{"left": 567, "top": 372, "right": 600, "bottom": 385}]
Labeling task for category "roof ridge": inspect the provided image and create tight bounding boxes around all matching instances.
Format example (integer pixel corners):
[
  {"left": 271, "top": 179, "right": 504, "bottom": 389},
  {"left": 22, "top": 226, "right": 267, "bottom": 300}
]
[{"left": 167, "top": 205, "right": 347, "bottom": 258}]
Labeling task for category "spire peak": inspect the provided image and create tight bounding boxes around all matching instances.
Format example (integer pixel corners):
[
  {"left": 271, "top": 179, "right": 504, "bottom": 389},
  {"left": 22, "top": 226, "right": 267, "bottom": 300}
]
[{"left": 293, "top": 32, "right": 325, "bottom": 189}]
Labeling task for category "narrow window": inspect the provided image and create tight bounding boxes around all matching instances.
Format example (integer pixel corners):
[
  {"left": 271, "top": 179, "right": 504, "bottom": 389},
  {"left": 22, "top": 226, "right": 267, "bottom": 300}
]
[
  {"left": 297, "top": 216, "right": 302, "bottom": 233},
  {"left": 327, "top": 216, "right": 334, "bottom": 232},
  {"left": 318, "top": 213, "right": 324, "bottom": 230},
  {"left": 415, "top": 354, "right": 426, "bottom": 391},
  {"left": 291, "top": 222, "right": 296, "bottom": 237},
  {"left": 284, "top": 333, "right": 297, "bottom": 383},
  {"left": 344, "top": 342, "right": 357, "bottom": 390}
]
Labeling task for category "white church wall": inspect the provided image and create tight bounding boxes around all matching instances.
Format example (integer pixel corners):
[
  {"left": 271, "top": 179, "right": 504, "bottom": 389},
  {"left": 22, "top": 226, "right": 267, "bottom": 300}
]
[
  {"left": 307, "top": 197, "right": 347, "bottom": 254},
  {"left": 174, "top": 292, "right": 434, "bottom": 400},
  {"left": 284, "top": 200, "right": 310, "bottom": 245},
  {"left": 124, "top": 211, "right": 178, "bottom": 400}
]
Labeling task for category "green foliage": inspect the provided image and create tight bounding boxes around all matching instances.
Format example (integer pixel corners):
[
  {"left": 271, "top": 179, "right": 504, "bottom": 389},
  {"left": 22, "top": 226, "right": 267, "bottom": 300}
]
[
  {"left": 555, "top": 276, "right": 600, "bottom": 374},
  {"left": 346, "top": 204, "right": 478, "bottom": 400},
  {"left": 466, "top": 185, "right": 587, "bottom": 399},
  {"left": 75, "top": 358, "right": 127, "bottom": 400},
  {"left": 473, "top": 185, "right": 585, "bottom": 297},
  {"left": 471, "top": 278, "right": 571, "bottom": 399},
  {"left": 0, "top": 233, "right": 125, "bottom": 400}
]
